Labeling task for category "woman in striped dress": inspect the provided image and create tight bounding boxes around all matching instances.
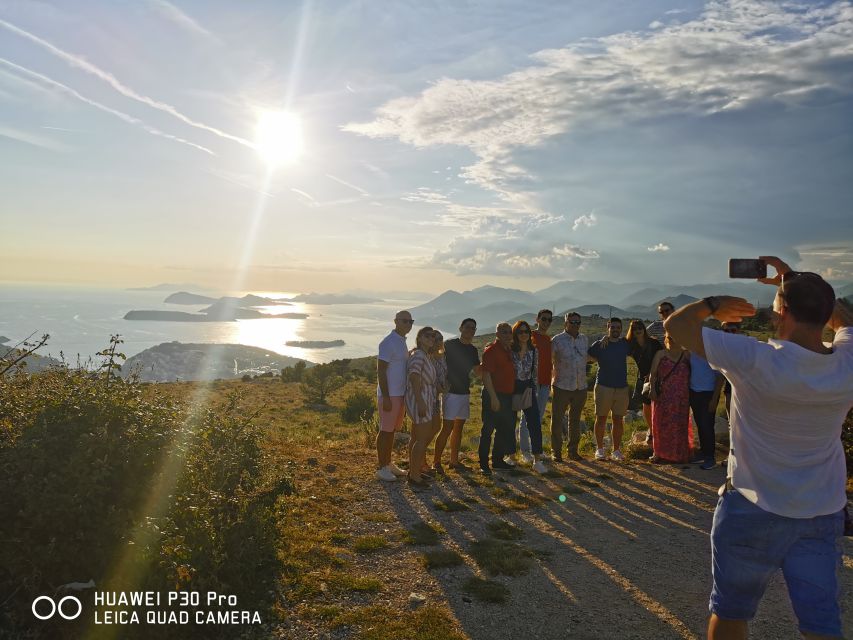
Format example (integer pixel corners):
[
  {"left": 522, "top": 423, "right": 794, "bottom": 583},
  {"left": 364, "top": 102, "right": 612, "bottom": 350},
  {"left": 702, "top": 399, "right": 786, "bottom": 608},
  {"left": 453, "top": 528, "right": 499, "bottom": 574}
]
[{"left": 406, "top": 326, "right": 438, "bottom": 486}]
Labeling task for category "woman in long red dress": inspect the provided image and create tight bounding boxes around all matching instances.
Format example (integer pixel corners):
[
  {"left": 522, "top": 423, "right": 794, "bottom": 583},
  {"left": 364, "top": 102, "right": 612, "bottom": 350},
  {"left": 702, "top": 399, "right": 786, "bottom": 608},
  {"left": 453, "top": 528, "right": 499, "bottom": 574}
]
[{"left": 649, "top": 334, "right": 691, "bottom": 463}]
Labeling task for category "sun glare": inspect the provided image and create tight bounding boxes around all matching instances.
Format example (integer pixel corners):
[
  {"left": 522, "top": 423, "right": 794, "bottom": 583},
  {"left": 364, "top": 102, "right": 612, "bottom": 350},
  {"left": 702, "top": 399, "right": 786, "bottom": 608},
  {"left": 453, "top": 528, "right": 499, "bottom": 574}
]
[{"left": 254, "top": 110, "right": 303, "bottom": 167}]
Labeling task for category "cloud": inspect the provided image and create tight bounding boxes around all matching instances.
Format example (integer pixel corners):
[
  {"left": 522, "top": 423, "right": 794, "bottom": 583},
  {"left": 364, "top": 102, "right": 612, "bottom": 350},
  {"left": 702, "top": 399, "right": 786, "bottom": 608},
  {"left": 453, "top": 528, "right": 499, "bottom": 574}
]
[
  {"left": 325, "top": 173, "right": 370, "bottom": 196},
  {"left": 147, "top": 0, "right": 217, "bottom": 41},
  {"left": 426, "top": 214, "right": 600, "bottom": 276},
  {"left": 0, "top": 58, "right": 214, "bottom": 154},
  {"left": 0, "top": 18, "right": 249, "bottom": 148},
  {"left": 572, "top": 213, "right": 597, "bottom": 231},
  {"left": 796, "top": 243, "right": 853, "bottom": 280},
  {"left": 345, "top": 0, "right": 853, "bottom": 212},
  {"left": 647, "top": 243, "right": 670, "bottom": 252},
  {"left": 0, "top": 125, "right": 67, "bottom": 151}
]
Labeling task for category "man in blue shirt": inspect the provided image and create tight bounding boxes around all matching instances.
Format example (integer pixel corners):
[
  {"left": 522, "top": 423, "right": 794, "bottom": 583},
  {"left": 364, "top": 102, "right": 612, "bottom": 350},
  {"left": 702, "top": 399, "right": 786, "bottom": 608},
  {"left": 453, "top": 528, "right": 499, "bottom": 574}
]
[
  {"left": 588, "top": 317, "right": 632, "bottom": 461},
  {"left": 689, "top": 350, "right": 723, "bottom": 470}
]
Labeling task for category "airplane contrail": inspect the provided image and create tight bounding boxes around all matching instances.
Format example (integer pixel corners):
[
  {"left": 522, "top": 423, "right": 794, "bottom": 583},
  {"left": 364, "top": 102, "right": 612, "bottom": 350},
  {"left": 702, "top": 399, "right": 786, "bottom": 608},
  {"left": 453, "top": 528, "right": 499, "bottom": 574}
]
[
  {"left": 0, "top": 18, "right": 252, "bottom": 148},
  {"left": 0, "top": 58, "right": 214, "bottom": 155}
]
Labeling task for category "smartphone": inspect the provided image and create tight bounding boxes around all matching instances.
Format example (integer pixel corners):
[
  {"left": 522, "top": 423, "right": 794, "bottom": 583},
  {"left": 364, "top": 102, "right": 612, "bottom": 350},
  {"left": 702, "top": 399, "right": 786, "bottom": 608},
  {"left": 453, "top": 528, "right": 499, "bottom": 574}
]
[{"left": 728, "top": 258, "right": 767, "bottom": 279}]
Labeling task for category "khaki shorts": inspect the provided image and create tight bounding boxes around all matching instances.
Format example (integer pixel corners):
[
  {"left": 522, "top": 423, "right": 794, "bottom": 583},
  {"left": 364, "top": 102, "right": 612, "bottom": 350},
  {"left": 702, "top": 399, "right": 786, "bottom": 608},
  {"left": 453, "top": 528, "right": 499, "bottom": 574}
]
[{"left": 593, "top": 384, "right": 629, "bottom": 417}]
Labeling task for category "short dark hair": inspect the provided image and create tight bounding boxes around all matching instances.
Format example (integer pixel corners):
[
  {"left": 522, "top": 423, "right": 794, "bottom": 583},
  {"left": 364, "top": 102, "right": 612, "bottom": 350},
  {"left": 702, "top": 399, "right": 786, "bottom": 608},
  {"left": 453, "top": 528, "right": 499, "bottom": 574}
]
[
  {"left": 537, "top": 309, "right": 552, "bottom": 320},
  {"left": 565, "top": 311, "right": 581, "bottom": 320},
  {"left": 459, "top": 317, "right": 477, "bottom": 330},
  {"left": 779, "top": 275, "right": 835, "bottom": 326},
  {"left": 608, "top": 317, "right": 622, "bottom": 325}
]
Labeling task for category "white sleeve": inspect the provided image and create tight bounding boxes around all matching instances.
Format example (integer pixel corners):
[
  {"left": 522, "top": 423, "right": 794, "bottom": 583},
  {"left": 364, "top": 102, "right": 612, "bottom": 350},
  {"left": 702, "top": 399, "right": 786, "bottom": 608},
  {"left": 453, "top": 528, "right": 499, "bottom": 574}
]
[
  {"left": 833, "top": 327, "right": 853, "bottom": 351},
  {"left": 378, "top": 337, "right": 391, "bottom": 363},
  {"left": 701, "top": 326, "right": 761, "bottom": 376}
]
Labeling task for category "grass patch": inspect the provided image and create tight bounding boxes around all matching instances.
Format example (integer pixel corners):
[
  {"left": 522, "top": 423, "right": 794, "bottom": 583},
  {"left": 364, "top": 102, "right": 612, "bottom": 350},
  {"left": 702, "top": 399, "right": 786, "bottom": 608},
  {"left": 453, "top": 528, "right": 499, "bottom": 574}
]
[
  {"left": 420, "top": 548, "right": 465, "bottom": 570},
  {"left": 331, "top": 604, "right": 466, "bottom": 640},
  {"left": 361, "top": 512, "right": 395, "bottom": 523},
  {"left": 505, "top": 495, "right": 541, "bottom": 510},
  {"left": 432, "top": 499, "right": 471, "bottom": 512},
  {"left": 462, "top": 576, "right": 510, "bottom": 604},
  {"left": 403, "top": 521, "right": 444, "bottom": 546},
  {"left": 596, "top": 473, "right": 613, "bottom": 480},
  {"left": 330, "top": 532, "right": 350, "bottom": 544},
  {"left": 470, "top": 539, "right": 534, "bottom": 576},
  {"left": 304, "top": 604, "right": 343, "bottom": 620},
  {"left": 485, "top": 503, "right": 509, "bottom": 514},
  {"left": 326, "top": 571, "right": 384, "bottom": 593},
  {"left": 486, "top": 520, "right": 524, "bottom": 541},
  {"left": 352, "top": 535, "right": 389, "bottom": 553}
]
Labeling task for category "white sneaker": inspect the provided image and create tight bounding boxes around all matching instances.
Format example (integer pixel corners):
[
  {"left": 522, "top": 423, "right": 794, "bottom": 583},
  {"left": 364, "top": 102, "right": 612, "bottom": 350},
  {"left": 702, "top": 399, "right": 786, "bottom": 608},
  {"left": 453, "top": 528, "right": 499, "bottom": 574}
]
[
  {"left": 532, "top": 460, "right": 548, "bottom": 474},
  {"left": 388, "top": 462, "right": 407, "bottom": 476},
  {"left": 376, "top": 466, "right": 397, "bottom": 482},
  {"left": 594, "top": 448, "right": 607, "bottom": 461},
  {"left": 520, "top": 452, "right": 535, "bottom": 465},
  {"left": 610, "top": 449, "right": 624, "bottom": 462},
  {"left": 502, "top": 456, "right": 517, "bottom": 467}
]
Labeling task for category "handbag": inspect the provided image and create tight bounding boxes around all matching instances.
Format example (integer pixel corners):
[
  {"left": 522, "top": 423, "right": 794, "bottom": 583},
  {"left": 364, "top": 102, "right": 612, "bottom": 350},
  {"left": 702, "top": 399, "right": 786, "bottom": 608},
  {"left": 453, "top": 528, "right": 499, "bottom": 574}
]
[
  {"left": 512, "top": 386, "right": 533, "bottom": 411},
  {"left": 641, "top": 377, "right": 652, "bottom": 401}
]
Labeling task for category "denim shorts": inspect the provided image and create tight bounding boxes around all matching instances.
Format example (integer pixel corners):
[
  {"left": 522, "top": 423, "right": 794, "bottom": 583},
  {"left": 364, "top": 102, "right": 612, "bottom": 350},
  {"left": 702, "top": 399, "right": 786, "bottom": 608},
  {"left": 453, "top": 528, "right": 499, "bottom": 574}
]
[{"left": 710, "top": 489, "right": 845, "bottom": 636}]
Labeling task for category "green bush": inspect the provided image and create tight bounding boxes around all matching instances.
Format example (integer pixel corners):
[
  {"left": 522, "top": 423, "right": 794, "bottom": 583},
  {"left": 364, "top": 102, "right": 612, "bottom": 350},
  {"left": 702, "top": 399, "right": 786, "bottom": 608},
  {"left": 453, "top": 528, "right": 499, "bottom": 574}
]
[
  {"left": 300, "top": 361, "right": 348, "bottom": 405},
  {"left": 0, "top": 365, "right": 291, "bottom": 638},
  {"left": 340, "top": 390, "right": 375, "bottom": 423}
]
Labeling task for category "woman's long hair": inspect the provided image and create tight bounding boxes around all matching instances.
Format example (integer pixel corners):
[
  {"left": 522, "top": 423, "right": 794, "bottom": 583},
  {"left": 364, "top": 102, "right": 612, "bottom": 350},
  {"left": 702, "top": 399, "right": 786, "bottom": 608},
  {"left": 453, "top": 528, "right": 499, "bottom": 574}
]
[
  {"left": 511, "top": 320, "right": 534, "bottom": 352},
  {"left": 625, "top": 320, "right": 647, "bottom": 348},
  {"left": 413, "top": 326, "right": 434, "bottom": 352}
]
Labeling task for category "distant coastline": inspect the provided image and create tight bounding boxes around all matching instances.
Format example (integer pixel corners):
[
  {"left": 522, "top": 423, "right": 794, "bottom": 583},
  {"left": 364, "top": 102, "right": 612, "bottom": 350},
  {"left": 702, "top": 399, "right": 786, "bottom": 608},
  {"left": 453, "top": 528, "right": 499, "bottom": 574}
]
[{"left": 285, "top": 339, "right": 345, "bottom": 349}]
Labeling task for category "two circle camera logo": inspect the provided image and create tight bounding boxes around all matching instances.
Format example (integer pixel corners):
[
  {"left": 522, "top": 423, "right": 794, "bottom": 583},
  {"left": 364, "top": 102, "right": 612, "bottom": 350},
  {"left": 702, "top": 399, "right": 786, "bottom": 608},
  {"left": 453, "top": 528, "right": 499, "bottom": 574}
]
[{"left": 32, "top": 595, "right": 82, "bottom": 621}]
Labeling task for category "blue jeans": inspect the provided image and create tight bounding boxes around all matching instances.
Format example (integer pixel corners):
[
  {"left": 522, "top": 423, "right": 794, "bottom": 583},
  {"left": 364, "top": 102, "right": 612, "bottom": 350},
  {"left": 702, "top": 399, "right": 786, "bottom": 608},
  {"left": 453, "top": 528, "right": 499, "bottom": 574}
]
[
  {"left": 519, "top": 385, "right": 549, "bottom": 453},
  {"left": 689, "top": 389, "right": 716, "bottom": 461},
  {"left": 710, "top": 489, "right": 844, "bottom": 636}
]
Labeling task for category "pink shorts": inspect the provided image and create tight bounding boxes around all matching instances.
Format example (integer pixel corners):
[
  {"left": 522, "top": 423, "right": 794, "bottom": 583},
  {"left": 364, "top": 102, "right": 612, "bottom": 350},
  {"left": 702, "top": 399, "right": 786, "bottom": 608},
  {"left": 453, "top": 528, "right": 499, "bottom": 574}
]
[{"left": 378, "top": 395, "right": 405, "bottom": 432}]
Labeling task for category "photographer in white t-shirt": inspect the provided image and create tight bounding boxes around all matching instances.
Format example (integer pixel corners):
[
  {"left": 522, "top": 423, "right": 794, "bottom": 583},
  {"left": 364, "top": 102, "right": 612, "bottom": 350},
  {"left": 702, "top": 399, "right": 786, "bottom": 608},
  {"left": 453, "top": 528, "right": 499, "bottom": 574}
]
[{"left": 665, "top": 255, "right": 852, "bottom": 640}]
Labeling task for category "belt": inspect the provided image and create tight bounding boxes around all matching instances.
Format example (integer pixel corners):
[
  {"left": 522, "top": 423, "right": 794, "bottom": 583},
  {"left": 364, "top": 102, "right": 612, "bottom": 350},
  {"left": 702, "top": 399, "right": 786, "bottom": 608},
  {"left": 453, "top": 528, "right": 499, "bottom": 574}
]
[{"left": 717, "top": 477, "right": 735, "bottom": 496}]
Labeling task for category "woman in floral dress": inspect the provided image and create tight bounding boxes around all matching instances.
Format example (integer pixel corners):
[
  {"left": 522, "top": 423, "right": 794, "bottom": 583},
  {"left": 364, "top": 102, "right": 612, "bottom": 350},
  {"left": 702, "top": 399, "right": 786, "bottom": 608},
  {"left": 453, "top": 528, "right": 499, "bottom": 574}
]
[{"left": 649, "top": 333, "right": 691, "bottom": 463}]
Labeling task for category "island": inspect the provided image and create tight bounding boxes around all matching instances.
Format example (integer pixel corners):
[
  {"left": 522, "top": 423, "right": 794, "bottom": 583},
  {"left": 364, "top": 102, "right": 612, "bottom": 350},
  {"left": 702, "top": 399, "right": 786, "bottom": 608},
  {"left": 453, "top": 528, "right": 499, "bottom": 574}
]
[
  {"left": 164, "top": 291, "right": 218, "bottom": 305},
  {"left": 285, "top": 339, "right": 345, "bottom": 349},
  {"left": 164, "top": 292, "right": 292, "bottom": 306},
  {"left": 123, "top": 309, "right": 308, "bottom": 322},
  {"left": 123, "top": 342, "right": 312, "bottom": 382}
]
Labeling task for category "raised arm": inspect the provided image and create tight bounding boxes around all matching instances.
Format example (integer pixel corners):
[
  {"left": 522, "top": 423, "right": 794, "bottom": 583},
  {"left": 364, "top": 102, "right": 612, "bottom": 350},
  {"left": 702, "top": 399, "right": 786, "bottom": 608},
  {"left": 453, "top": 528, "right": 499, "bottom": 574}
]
[{"left": 665, "top": 297, "right": 756, "bottom": 359}]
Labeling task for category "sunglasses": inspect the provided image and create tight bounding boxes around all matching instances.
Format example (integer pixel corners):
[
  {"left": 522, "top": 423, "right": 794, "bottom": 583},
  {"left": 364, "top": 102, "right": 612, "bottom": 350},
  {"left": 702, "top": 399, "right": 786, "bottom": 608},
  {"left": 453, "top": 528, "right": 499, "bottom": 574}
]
[
  {"left": 568, "top": 320, "right": 582, "bottom": 325},
  {"left": 397, "top": 318, "right": 414, "bottom": 324},
  {"left": 659, "top": 308, "right": 673, "bottom": 314}
]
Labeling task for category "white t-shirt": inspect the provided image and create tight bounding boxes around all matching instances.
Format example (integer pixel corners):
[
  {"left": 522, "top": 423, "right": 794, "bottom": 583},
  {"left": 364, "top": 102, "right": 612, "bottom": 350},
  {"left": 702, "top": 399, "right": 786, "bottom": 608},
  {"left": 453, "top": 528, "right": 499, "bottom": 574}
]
[
  {"left": 377, "top": 331, "right": 408, "bottom": 397},
  {"left": 702, "top": 326, "right": 853, "bottom": 518}
]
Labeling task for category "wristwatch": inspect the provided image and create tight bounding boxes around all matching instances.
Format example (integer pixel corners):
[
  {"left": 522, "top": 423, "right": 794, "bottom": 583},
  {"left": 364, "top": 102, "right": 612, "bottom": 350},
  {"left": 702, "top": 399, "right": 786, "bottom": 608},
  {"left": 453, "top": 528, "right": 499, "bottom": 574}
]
[{"left": 703, "top": 296, "right": 720, "bottom": 315}]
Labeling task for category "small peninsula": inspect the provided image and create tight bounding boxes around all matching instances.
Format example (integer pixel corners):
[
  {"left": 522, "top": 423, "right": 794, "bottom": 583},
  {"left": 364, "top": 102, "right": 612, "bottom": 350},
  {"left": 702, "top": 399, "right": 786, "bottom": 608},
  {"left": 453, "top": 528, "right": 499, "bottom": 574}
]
[{"left": 285, "top": 339, "right": 345, "bottom": 349}]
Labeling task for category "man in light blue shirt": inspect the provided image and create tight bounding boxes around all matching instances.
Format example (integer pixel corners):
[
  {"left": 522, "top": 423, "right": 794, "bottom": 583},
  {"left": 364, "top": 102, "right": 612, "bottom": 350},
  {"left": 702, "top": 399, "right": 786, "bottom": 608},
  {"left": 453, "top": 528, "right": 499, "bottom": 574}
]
[{"left": 689, "top": 349, "right": 723, "bottom": 470}]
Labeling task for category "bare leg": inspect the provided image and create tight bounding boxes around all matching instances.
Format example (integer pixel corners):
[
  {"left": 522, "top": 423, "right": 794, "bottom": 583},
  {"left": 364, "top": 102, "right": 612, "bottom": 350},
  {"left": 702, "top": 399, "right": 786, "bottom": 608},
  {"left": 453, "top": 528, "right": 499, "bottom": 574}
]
[
  {"left": 409, "top": 422, "right": 431, "bottom": 481},
  {"left": 612, "top": 415, "right": 624, "bottom": 451},
  {"left": 707, "top": 614, "right": 748, "bottom": 640},
  {"left": 376, "top": 430, "right": 394, "bottom": 467},
  {"left": 449, "top": 419, "right": 465, "bottom": 463},
  {"left": 594, "top": 415, "right": 608, "bottom": 448},
  {"left": 433, "top": 419, "right": 455, "bottom": 466},
  {"left": 642, "top": 402, "right": 652, "bottom": 429}
]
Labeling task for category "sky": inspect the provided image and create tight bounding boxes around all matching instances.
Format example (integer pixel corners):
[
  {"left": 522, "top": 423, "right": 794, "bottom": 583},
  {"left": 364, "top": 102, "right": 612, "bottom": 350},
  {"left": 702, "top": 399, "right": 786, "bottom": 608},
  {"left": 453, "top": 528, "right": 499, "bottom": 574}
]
[{"left": 1, "top": 0, "right": 852, "bottom": 294}]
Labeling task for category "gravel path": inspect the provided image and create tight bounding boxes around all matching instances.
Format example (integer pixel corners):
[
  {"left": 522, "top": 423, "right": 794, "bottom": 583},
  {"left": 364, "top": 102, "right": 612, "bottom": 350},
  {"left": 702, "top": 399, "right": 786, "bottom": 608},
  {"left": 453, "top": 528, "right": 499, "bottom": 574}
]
[{"left": 283, "top": 447, "right": 852, "bottom": 639}]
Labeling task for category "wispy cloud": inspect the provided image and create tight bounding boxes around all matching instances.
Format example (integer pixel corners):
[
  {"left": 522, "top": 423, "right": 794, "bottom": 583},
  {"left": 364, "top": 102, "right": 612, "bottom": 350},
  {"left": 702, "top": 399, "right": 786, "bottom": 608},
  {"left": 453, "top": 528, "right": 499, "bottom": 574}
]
[
  {"left": 147, "top": 0, "right": 217, "bottom": 41},
  {"left": 290, "top": 187, "right": 317, "bottom": 204},
  {"left": 0, "top": 58, "right": 214, "bottom": 154},
  {"left": 572, "top": 213, "right": 597, "bottom": 231},
  {"left": 647, "top": 243, "right": 670, "bottom": 252},
  {"left": 0, "top": 125, "right": 66, "bottom": 151},
  {"left": 0, "top": 18, "right": 249, "bottom": 148},
  {"left": 325, "top": 173, "right": 370, "bottom": 196},
  {"left": 345, "top": 0, "right": 853, "bottom": 215}
]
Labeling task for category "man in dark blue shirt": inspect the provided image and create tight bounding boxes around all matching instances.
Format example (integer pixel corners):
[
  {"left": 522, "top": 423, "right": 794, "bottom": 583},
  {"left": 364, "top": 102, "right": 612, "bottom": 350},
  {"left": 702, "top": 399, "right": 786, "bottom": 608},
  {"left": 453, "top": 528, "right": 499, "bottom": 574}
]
[{"left": 588, "top": 317, "right": 631, "bottom": 461}]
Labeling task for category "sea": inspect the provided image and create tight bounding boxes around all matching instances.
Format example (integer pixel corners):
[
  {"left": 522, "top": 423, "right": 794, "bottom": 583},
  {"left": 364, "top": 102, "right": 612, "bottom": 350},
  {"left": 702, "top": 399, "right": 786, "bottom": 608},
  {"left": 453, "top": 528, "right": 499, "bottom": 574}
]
[{"left": 0, "top": 285, "right": 433, "bottom": 365}]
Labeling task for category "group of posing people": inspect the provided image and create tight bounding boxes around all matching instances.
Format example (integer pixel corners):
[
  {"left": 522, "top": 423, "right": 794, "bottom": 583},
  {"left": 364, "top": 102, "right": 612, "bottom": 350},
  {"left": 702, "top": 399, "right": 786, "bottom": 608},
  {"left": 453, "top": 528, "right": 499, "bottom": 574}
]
[
  {"left": 375, "top": 303, "right": 733, "bottom": 485},
  {"left": 375, "top": 257, "right": 852, "bottom": 638}
]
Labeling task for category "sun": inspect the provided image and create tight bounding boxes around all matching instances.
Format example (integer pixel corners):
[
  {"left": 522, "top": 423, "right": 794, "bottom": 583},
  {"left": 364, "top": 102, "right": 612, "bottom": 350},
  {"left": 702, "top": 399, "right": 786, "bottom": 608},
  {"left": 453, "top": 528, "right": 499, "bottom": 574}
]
[{"left": 254, "top": 110, "right": 303, "bottom": 167}]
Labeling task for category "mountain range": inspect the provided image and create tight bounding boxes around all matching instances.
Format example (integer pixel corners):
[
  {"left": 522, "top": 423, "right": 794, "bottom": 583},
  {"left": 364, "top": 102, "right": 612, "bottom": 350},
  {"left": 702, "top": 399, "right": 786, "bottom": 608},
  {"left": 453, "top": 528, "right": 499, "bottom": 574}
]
[{"left": 411, "top": 280, "right": 793, "bottom": 332}]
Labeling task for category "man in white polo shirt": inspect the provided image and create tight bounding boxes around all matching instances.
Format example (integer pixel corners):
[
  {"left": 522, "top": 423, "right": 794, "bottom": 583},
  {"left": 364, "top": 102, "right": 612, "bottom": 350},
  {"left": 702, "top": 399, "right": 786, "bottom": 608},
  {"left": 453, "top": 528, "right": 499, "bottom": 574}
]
[
  {"left": 665, "top": 256, "right": 852, "bottom": 640},
  {"left": 375, "top": 310, "right": 413, "bottom": 481}
]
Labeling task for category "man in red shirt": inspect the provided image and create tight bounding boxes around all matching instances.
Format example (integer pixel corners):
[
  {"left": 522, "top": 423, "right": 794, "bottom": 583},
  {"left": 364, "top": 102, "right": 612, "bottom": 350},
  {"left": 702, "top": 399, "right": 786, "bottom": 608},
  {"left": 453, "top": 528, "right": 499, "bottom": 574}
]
[
  {"left": 517, "top": 309, "right": 553, "bottom": 463},
  {"left": 478, "top": 322, "right": 516, "bottom": 474}
]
